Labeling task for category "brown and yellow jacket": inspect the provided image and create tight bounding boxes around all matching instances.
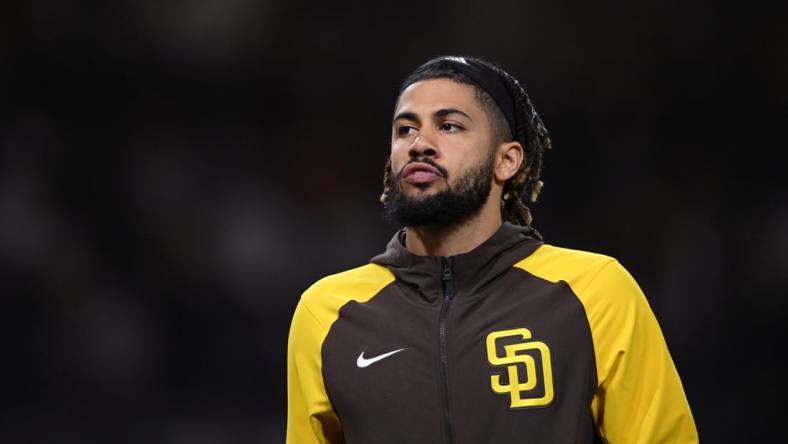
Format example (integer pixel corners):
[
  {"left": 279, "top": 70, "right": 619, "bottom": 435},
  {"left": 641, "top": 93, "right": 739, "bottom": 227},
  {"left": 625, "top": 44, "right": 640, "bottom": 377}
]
[{"left": 287, "top": 223, "right": 698, "bottom": 443}]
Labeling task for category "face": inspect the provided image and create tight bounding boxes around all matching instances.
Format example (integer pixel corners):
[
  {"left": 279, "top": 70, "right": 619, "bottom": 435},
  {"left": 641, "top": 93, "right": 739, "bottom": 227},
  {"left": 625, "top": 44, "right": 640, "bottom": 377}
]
[{"left": 384, "top": 78, "right": 498, "bottom": 227}]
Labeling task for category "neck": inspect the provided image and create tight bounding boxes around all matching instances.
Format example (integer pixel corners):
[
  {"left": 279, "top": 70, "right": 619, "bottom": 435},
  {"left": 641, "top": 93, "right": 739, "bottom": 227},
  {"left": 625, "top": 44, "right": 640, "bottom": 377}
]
[{"left": 404, "top": 200, "right": 503, "bottom": 257}]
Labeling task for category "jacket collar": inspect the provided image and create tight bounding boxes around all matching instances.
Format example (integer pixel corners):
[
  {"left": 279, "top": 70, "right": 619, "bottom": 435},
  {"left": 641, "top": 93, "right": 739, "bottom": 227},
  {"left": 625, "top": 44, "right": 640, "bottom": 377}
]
[{"left": 370, "top": 222, "right": 542, "bottom": 304}]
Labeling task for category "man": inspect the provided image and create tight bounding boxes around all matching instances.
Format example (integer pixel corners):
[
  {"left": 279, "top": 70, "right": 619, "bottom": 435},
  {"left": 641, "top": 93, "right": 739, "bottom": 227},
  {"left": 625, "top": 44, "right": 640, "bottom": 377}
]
[{"left": 287, "top": 56, "right": 698, "bottom": 443}]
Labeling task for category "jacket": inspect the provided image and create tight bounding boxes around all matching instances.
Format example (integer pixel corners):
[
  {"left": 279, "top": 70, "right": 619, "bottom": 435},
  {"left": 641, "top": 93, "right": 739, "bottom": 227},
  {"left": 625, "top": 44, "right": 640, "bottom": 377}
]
[{"left": 287, "top": 222, "right": 698, "bottom": 443}]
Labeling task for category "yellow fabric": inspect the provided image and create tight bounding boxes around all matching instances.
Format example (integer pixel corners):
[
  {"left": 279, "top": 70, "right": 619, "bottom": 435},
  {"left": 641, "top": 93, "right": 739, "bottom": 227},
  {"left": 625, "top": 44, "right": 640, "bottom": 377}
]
[
  {"left": 286, "top": 264, "right": 395, "bottom": 444},
  {"left": 515, "top": 244, "right": 698, "bottom": 443}
]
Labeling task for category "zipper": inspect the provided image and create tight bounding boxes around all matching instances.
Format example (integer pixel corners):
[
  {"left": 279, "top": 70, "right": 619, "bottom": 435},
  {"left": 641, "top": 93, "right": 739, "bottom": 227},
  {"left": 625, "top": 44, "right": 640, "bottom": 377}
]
[{"left": 439, "top": 257, "right": 455, "bottom": 444}]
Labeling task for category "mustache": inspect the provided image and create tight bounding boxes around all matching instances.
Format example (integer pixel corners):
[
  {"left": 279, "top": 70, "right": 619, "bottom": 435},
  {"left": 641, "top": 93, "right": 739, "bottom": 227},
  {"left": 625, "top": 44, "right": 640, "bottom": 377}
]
[{"left": 396, "top": 157, "right": 449, "bottom": 179}]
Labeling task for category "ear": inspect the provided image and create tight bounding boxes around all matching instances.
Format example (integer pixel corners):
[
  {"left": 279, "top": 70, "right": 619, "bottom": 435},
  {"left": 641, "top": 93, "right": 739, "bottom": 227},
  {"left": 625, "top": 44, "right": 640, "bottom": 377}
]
[{"left": 494, "top": 141, "right": 524, "bottom": 183}]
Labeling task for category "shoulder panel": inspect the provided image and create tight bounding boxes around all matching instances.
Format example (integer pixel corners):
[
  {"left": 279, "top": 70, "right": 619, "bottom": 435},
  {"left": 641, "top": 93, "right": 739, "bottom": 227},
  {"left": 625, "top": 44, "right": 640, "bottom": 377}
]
[
  {"left": 512, "top": 244, "right": 615, "bottom": 294},
  {"left": 300, "top": 263, "right": 396, "bottom": 330}
]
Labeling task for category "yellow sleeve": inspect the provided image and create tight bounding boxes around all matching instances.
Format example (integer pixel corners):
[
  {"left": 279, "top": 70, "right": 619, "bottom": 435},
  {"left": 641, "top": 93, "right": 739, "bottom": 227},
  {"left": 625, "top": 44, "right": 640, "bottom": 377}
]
[
  {"left": 286, "top": 299, "right": 341, "bottom": 444},
  {"left": 580, "top": 260, "right": 698, "bottom": 443}
]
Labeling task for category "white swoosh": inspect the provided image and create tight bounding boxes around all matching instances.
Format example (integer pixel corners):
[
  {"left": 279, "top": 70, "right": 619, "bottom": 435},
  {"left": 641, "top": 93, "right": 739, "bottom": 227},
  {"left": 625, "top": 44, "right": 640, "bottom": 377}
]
[{"left": 356, "top": 348, "right": 407, "bottom": 368}]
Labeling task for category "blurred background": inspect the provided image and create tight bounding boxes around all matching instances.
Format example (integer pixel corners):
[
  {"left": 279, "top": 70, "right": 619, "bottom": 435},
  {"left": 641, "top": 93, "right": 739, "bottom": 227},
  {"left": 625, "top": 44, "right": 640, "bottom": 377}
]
[{"left": 1, "top": 0, "right": 786, "bottom": 442}]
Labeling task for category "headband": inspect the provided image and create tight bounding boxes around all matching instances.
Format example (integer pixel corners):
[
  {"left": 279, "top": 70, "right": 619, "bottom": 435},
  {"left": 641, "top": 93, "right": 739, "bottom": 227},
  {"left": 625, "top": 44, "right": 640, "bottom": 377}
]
[{"left": 416, "top": 56, "right": 517, "bottom": 136}]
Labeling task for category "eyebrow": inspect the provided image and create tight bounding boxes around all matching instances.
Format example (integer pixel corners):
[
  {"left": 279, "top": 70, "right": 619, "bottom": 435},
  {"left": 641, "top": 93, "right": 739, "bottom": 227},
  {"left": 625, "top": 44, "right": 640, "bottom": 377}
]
[{"left": 393, "top": 108, "right": 473, "bottom": 123}]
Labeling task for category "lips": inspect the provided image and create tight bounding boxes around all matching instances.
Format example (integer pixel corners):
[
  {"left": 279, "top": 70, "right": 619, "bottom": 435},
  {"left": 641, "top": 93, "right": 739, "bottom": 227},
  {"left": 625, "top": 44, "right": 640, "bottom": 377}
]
[{"left": 402, "top": 162, "right": 443, "bottom": 184}]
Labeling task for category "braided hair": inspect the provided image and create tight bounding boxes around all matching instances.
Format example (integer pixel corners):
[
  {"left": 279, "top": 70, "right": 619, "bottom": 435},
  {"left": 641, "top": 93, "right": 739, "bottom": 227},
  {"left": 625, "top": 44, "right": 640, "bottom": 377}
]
[{"left": 381, "top": 57, "right": 552, "bottom": 239}]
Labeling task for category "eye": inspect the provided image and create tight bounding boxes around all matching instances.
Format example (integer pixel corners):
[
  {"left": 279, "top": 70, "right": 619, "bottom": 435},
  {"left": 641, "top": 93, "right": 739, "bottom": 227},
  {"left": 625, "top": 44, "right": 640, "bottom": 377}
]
[
  {"left": 397, "top": 125, "right": 417, "bottom": 136},
  {"left": 439, "top": 122, "right": 463, "bottom": 132}
]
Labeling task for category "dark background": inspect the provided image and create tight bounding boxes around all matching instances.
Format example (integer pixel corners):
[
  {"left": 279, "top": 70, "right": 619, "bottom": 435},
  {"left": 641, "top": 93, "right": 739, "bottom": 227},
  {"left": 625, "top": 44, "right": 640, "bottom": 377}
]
[{"left": 2, "top": 1, "right": 786, "bottom": 442}]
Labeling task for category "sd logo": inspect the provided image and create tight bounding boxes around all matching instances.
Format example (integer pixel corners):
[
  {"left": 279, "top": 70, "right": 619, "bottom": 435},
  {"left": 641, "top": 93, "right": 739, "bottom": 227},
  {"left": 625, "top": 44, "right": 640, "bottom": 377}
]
[{"left": 486, "top": 328, "right": 554, "bottom": 408}]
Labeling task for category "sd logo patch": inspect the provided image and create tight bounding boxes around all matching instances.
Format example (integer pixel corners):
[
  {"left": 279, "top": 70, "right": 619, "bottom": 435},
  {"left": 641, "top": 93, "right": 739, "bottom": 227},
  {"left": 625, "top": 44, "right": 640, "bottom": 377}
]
[{"left": 486, "top": 328, "right": 554, "bottom": 408}]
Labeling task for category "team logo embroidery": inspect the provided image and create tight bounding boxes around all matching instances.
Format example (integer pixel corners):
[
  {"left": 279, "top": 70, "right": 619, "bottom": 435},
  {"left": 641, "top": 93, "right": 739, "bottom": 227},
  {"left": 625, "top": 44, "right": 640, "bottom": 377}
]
[{"left": 485, "top": 328, "right": 554, "bottom": 408}]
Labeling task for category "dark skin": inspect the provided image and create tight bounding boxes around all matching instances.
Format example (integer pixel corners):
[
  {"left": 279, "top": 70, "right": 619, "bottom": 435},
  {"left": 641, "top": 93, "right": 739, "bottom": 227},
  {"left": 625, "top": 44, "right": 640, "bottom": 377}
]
[{"left": 390, "top": 79, "right": 525, "bottom": 256}]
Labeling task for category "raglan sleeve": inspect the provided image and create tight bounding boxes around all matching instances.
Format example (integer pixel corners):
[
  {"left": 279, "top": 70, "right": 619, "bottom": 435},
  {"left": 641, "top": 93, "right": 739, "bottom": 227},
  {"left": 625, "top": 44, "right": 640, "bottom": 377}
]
[
  {"left": 286, "top": 297, "right": 342, "bottom": 444},
  {"left": 582, "top": 260, "right": 698, "bottom": 443}
]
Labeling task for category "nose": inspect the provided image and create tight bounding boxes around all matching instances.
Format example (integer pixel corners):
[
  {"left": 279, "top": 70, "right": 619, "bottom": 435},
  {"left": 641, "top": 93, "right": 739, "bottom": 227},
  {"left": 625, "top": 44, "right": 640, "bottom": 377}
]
[{"left": 408, "top": 134, "right": 438, "bottom": 158}]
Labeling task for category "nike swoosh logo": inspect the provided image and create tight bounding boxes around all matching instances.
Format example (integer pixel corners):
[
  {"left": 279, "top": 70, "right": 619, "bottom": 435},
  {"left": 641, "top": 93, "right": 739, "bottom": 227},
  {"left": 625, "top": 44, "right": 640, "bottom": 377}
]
[{"left": 356, "top": 348, "right": 407, "bottom": 368}]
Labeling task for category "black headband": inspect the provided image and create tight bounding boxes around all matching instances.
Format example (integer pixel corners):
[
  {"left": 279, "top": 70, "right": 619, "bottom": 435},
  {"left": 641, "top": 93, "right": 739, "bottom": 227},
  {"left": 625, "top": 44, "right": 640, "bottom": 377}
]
[{"left": 416, "top": 56, "right": 517, "bottom": 137}]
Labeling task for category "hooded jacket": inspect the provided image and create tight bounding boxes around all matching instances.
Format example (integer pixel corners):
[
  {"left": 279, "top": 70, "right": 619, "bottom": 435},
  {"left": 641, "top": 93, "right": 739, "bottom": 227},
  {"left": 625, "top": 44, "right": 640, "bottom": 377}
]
[{"left": 287, "top": 223, "right": 698, "bottom": 443}]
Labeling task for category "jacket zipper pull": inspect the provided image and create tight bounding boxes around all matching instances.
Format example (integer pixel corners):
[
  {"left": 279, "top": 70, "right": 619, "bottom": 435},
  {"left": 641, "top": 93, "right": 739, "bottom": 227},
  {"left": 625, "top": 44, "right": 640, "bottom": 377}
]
[{"left": 442, "top": 258, "right": 454, "bottom": 300}]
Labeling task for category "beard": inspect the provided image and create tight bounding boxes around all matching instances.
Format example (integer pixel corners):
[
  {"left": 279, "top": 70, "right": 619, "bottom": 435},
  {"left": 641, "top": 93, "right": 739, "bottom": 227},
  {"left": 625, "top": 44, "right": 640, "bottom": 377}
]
[{"left": 383, "top": 153, "right": 495, "bottom": 228}]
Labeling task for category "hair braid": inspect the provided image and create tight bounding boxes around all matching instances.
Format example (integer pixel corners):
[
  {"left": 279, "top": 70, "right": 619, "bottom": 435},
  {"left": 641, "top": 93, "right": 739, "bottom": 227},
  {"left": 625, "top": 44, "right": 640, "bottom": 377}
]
[
  {"left": 379, "top": 156, "right": 392, "bottom": 204},
  {"left": 494, "top": 68, "right": 552, "bottom": 240}
]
